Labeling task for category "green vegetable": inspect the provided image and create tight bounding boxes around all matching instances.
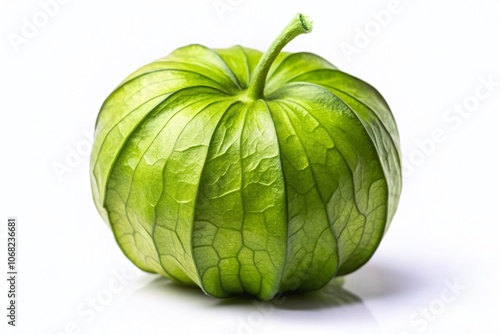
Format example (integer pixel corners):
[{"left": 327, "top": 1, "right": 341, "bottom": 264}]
[{"left": 90, "top": 13, "right": 402, "bottom": 300}]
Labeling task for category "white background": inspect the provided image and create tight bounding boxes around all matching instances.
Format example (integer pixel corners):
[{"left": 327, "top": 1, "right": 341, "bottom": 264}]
[{"left": 1, "top": 0, "right": 499, "bottom": 333}]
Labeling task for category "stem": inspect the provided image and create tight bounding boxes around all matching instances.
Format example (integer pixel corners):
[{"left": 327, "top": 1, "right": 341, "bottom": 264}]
[{"left": 245, "top": 13, "right": 313, "bottom": 100}]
